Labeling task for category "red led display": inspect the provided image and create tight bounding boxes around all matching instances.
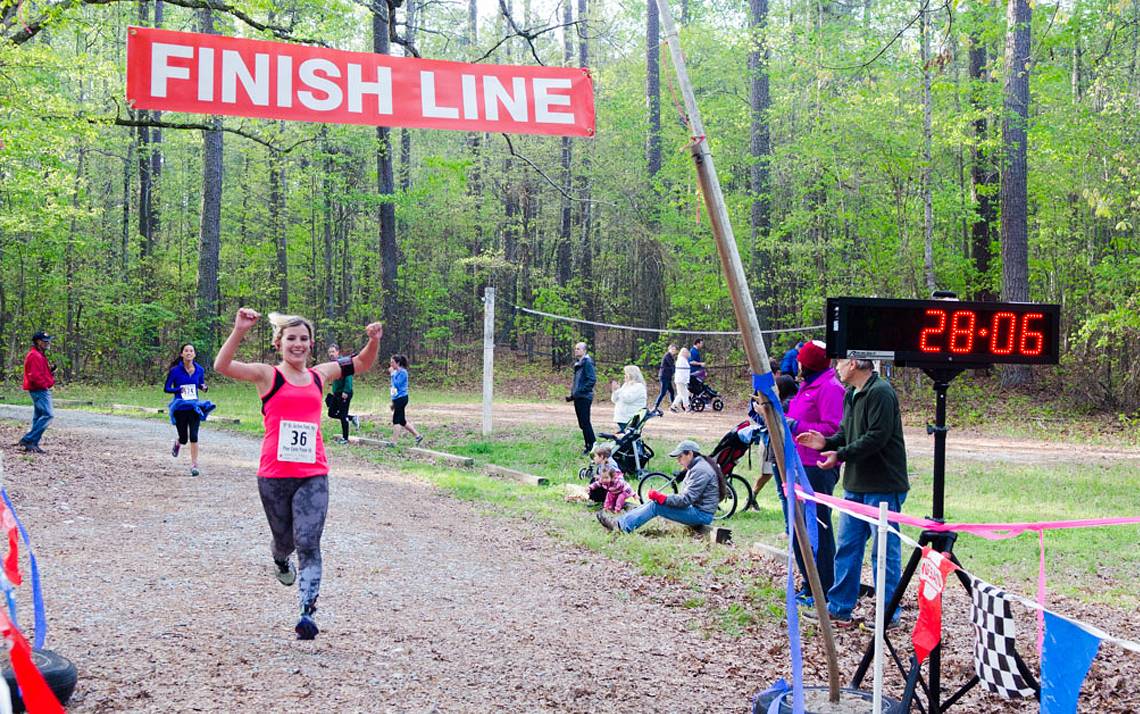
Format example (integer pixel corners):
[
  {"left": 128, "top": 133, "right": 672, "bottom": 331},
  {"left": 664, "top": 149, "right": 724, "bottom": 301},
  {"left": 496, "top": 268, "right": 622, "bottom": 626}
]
[
  {"left": 917, "top": 309, "right": 1046, "bottom": 357},
  {"left": 826, "top": 297, "right": 1060, "bottom": 366}
]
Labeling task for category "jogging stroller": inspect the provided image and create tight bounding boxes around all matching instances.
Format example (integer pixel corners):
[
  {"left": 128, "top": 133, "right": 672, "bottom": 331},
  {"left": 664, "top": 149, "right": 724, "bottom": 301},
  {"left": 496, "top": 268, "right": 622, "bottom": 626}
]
[
  {"left": 688, "top": 375, "right": 725, "bottom": 412},
  {"left": 706, "top": 420, "right": 767, "bottom": 513}
]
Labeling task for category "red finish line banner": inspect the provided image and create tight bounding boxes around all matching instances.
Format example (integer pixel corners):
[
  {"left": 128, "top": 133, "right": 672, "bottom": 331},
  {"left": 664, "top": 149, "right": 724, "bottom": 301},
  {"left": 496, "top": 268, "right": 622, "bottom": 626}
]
[{"left": 126, "top": 27, "right": 595, "bottom": 137}]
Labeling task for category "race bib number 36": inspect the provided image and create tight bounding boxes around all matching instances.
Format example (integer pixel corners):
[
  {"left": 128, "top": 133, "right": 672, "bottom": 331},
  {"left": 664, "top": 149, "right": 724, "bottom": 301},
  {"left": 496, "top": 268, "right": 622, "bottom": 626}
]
[
  {"left": 277, "top": 420, "right": 318, "bottom": 463},
  {"left": 180, "top": 384, "right": 198, "bottom": 400}
]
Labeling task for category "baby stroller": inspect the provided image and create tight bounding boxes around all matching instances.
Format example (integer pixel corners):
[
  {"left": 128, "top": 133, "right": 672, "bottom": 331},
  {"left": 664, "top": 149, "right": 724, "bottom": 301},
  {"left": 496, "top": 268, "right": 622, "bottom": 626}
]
[
  {"left": 577, "top": 409, "right": 666, "bottom": 502},
  {"left": 688, "top": 375, "right": 725, "bottom": 412}
]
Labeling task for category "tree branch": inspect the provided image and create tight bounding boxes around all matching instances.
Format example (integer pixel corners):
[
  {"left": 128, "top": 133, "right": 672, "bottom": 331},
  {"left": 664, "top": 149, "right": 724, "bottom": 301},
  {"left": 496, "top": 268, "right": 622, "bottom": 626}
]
[
  {"left": 7, "top": 0, "right": 330, "bottom": 46},
  {"left": 75, "top": 113, "right": 321, "bottom": 154},
  {"left": 500, "top": 134, "right": 612, "bottom": 205}
]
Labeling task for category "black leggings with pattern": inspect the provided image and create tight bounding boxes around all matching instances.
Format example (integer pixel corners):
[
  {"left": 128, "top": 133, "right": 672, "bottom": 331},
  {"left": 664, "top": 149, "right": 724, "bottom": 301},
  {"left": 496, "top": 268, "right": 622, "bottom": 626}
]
[{"left": 257, "top": 475, "right": 328, "bottom": 610}]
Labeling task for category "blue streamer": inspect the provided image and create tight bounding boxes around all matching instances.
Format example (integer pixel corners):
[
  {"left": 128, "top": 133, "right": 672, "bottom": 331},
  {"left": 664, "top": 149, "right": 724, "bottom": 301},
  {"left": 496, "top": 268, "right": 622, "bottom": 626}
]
[
  {"left": 1, "top": 488, "right": 47, "bottom": 649},
  {"left": 753, "top": 372, "right": 820, "bottom": 714},
  {"left": 753, "top": 678, "right": 791, "bottom": 714}
]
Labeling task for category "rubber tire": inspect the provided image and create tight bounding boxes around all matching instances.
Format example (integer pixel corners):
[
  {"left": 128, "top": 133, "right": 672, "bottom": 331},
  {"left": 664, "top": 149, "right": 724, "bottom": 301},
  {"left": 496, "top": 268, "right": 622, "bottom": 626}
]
[
  {"left": 691, "top": 400, "right": 705, "bottom": 413},
  {"left": 712, "top": 398, "right": 725, "bottom": 411},
  {"left": 3, "top": 649, "right": 77, "bottom": 712},
  {"left": 727, "top": 475, "right": 753, "bottom": 515},
  {"left": 637, "top": 472, "right": 676, "bottom": 502},
  {"left": 578, "top": 466, "right": 591, "bottom": 480},
  {"left": 714, "top": 480, "right": 737, "bottom": 520}
]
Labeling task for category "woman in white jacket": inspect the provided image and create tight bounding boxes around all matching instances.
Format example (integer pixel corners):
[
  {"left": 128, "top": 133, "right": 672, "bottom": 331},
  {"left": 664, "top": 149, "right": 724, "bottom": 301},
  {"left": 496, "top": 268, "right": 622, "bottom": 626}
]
[
  {"left": 610, "top": 365, "right": 648, "bottom": 429},
  {"left": 671, "top": 348, "right": 691, "bottom": 412}
]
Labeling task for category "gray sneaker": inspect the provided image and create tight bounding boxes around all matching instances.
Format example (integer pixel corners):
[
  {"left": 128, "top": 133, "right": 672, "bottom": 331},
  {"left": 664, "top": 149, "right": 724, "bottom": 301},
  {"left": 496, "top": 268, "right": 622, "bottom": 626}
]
[
  {"left": 350, "top": 415, "right": 360, "bottom": 429},
  {"left": 190, "top": 466, "right": 200, "bottom": 477},
  {"left": 274, "top": 558, "right": 297, "bottom": 586}
]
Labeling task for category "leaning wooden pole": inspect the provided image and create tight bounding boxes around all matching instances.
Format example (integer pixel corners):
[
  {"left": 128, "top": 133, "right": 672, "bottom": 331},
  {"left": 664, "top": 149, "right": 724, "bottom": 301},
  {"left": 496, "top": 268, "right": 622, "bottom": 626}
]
[{"left": 652, "top": 0, "right": 841, "bottom": 702}]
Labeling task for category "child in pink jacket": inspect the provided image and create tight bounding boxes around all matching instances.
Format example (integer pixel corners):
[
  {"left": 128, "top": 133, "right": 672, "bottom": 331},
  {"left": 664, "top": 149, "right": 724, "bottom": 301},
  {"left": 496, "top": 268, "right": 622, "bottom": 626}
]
[{"left": 598, "top": 463, "right": 635, "bottom": 513}]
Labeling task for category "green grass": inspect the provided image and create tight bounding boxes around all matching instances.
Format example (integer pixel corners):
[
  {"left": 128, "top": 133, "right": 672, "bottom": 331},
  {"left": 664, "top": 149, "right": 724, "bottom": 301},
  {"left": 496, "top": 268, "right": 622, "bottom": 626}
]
[{"left": 7, "top": 383, "right": 1138, "bottom": 625}]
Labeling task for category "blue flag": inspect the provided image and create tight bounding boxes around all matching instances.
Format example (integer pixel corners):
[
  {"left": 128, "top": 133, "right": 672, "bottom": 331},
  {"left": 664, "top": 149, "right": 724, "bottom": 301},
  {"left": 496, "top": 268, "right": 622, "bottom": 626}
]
[{"left": 1041, "top": 611, "right": 1101, "bottom": 714}]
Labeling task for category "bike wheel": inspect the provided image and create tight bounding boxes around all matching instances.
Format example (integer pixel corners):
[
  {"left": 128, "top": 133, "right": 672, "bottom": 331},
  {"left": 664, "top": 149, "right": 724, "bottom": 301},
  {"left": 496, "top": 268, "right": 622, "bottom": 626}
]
[
  {"left": 714, "top": 479, "right": 738, "bottom": 520},
  {"left": 712, "top": 398, "right": 725, "bottom": 412},
  {"left": 727, "top": 474, "right": 753, "bottom": 513},
  {"left": 637, "top": 472, "right": 676, "bottom": 502}
]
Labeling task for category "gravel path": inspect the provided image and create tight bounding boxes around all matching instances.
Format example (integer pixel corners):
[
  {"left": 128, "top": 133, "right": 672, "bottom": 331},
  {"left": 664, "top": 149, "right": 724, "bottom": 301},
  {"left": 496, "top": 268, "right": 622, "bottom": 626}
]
[{"left": 1, "top": 406, "right": 1137, "bottom": 713}]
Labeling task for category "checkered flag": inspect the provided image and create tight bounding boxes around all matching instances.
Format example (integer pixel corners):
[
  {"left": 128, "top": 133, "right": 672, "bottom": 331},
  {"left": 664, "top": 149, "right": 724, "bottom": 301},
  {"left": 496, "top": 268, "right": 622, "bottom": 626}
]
[{"left": 969, "top": 578, "right": 1039, "bottom": 699}]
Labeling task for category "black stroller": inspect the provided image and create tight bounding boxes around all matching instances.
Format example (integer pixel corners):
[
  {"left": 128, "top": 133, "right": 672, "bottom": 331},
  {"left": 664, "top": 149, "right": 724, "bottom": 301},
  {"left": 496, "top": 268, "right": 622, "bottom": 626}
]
[
  {"left": 688, "top": 374, "right": 725, "bottom": 412},
  {"left": 577, "top": 409, "right": 666, "bottom": 502}
]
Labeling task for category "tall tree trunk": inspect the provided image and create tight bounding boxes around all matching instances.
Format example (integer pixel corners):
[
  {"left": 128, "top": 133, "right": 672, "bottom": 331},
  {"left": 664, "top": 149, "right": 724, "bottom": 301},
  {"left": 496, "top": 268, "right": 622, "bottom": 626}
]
[
  {"left": 556, "top": 0, "right": 574, "bottom": 287},
  {"left": 122, "top": 134, "right": 133, "bottom": 280},
  {"left": 321, "top": 130, "right": 335, "bottom": 324},
  {"left": 1071, "top": 31, "right": 1082, "bottom": 102},
  {"left": 150, "top": 0, "right": 164, "bottom": 244},
  {"left": 374, "top": 4, "right": 399, "bottom": 349},
  {"left": 1000, "top": 0, "right": 1032, "bottom": 386},
  {"left": 399, "top": 0, "right": 416, "bottom": 193},
  {"left": 969, "top": 37, "right": 996, "bottom": 300},
  {"left": 646, "top": 0, "right": 662, "bottom": 178},
  {"left": 749, "top": 0, "right": 772, "bottom": 326},
  {"left": 136, "top": 0, "right": 156, "bottom": 267},
  {"left": 66, "top": 146, "right": 86, "bottom": 379},
  {"left": 576, "top": 0, "right": 595, "bottom": 340},
  {"left": 196, "top": 8, "right": 223, "bottom": 351},
  {"left": 921, "top": 2, "right": 936, "bottom": 292},
  {"left": 270, "top": 147, "right": 288, "bottom": 308}
]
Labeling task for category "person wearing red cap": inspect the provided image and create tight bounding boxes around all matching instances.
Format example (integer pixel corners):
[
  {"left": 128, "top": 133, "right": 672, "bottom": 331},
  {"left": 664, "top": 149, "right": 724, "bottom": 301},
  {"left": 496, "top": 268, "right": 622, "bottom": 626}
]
[
  {"left": 796, "top": 357, "right": 909, "bottom": 629},
  {"left": 18, "top": 331, "right": 55, "bottom": 454},
  {"left": 784, "top": 339, "right": 845, "bottom": 605}
]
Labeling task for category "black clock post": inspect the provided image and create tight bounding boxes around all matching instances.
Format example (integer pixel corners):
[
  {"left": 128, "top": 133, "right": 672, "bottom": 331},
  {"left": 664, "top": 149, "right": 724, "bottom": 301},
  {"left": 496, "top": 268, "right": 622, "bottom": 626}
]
[{"left": 825, "top": 295, "right": 1058, "bottom": 713}]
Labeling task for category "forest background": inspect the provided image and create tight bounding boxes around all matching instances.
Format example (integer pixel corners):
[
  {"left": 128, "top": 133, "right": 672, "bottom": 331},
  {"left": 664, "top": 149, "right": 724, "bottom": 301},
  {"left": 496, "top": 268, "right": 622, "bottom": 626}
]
[{"left": 2, "top": 0, "right": 1139, "bottom": 415}]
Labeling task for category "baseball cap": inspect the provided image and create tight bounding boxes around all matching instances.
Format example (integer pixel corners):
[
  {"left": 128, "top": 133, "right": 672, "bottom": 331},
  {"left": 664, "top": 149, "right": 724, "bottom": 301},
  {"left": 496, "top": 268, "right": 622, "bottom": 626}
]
[
  {"left": 668, "top": 439, "right": 702, "bottom": 457},
  {"left": 32, "top": 331, "right": 52, "bottom": 342}
]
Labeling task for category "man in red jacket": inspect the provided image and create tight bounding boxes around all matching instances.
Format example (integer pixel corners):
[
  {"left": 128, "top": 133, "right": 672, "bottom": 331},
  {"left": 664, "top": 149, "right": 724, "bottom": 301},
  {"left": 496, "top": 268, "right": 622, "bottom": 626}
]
[{"left": 18, "top": 331, "right": 55, "bottom": 454}]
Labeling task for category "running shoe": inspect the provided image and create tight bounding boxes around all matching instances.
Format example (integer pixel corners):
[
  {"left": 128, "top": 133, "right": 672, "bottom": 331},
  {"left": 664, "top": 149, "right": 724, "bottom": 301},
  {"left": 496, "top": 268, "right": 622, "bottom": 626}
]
[
  {"left": 171, "top": 440, "right": 181, "bottom": 458},
  {"left": 350, "top": 415, "right": 360, "bottom": 429},
  {"left": 332, "top": 436, "right": 349, "bottom": 445},
  {"left": 274, "top": 558, "right": 297, "bottom": 586},
  {"left": 414, "top": 434, "right": 424, "bottom": 446},
  {"left": 295, "top": 602, "right": 319, "bottom": 640},
  {"left": 190, "top": 467, "right": 200, "bottom": 477}
]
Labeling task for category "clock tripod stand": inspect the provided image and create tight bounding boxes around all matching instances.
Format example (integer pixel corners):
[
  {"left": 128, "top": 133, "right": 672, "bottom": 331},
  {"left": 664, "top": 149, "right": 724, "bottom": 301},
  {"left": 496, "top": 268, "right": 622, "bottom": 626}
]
[{"left": 845, "top": 366, "right": 1039, "bottom": 713}]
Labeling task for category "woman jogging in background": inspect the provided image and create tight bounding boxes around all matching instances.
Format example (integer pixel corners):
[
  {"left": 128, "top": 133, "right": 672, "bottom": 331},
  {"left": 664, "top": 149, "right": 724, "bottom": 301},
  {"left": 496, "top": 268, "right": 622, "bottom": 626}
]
[
  {"left": 389, "top": 354, "right": 423, "bottom": 445},
  {"left": 326, "top": 344, "right": 357, "bottom": 444},
  {"left": 164, "top": 343, "right": 214, "bottom": 477},
  {"left": 214, "top": 308, "right": 383, "bottom": 640}
]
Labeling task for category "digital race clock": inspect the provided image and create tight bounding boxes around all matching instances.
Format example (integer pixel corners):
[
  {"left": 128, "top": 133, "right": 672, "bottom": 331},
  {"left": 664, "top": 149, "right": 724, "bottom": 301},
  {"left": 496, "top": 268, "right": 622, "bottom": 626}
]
[{"left": 825, "top": 297, "right": 1061, "bottom": 367}]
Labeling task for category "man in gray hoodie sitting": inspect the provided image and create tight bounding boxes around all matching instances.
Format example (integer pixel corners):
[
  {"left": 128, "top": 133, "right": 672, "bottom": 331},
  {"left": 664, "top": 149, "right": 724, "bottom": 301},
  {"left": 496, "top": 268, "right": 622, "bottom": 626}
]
[{"left": 597, "top": 439, "right": 725, "bottom": 533}]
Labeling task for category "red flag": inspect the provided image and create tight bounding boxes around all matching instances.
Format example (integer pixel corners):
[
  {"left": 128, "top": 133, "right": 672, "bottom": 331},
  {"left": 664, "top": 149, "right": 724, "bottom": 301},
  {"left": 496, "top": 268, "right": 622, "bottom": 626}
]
[
  {"left": 1, "top": 505, "right": 21, "bottom": 586},
  {"left": 0, "top": 612, "right": 64, "bottom": 714},
  {"left": 912, "top": 546, "right": 957, "bottom": 664}
]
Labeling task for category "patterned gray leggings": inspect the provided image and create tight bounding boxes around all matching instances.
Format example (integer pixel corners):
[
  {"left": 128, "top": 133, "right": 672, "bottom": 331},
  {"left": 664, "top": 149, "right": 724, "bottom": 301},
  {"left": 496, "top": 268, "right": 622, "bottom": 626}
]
[{"left": 257, "top": 475, "right": 328, "bottom": 609}]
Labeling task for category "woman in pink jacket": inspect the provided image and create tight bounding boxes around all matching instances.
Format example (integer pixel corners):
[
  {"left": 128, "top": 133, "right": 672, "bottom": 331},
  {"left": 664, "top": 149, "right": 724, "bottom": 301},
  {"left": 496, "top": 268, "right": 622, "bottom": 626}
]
[{"left": 785, "top": 340, "right": 846, "bottom": 604}]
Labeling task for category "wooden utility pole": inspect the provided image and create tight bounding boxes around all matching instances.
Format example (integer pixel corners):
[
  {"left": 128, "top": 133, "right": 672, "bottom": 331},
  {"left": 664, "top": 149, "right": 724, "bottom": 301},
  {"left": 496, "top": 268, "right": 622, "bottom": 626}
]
[
  {"left": 482, "top": 287, "right": 495, "bottom": 436},
  {"left": 653, "top": 0, "right": 841, "bottom": 703}
]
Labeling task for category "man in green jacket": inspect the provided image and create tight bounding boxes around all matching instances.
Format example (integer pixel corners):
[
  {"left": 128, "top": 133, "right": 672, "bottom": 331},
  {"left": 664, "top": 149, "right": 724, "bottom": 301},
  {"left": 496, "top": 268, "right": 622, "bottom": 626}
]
[{"left": 796, "top": 358, "right": 908, "bottom": 628}]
